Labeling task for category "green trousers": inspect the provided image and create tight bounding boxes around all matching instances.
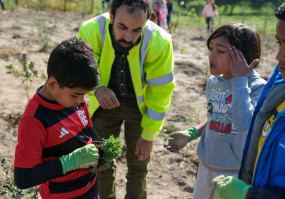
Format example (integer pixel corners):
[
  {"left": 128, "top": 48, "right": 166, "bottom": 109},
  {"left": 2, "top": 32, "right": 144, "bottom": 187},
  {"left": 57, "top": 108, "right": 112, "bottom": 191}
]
[{"left": 92, "top": 97, "right": 150, "bottom": 199}]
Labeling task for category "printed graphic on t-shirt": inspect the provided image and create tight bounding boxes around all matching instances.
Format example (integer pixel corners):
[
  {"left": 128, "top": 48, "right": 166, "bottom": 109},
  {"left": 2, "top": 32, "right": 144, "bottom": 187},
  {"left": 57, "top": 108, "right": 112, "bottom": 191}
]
[
  {"left": 207, "top": 89, "right": 236, "bottom": 134},
  {"left": 78, "top": 110, "right": 88, "bottom": 126}
]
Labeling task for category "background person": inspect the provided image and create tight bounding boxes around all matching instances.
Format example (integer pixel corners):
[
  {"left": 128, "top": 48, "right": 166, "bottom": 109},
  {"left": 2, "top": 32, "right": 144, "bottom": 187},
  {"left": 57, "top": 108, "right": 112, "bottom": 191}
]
[
  {"left": 1, "top": 0, "right": 6, "bottom": 14},
  {"left": 153, "top": 0, "right": 167, "bottom": 29},
  {"left": 166, "top": 0, "right": 174, "bottom": 32},
  {"left": 202, "top": 0, "right": 219, "bottom": 33},
  {"left": 78, "top": 0, "right": 175, "bottom": 198},
  {"left": 150, "top": 11, "right": 158, "bottom": 24}
]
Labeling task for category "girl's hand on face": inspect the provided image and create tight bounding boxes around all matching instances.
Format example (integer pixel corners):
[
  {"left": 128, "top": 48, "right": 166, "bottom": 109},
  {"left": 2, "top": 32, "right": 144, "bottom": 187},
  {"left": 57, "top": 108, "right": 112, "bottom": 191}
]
[{"left": 229, "top": 46, "right": 259, "bottom": 77}]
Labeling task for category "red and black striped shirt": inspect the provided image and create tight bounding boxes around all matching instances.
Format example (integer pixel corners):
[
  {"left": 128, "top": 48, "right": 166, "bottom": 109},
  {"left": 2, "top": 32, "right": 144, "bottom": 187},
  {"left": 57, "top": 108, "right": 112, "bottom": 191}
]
[{"left": 14, "top": 90, "right": 98, "bottom": 198}]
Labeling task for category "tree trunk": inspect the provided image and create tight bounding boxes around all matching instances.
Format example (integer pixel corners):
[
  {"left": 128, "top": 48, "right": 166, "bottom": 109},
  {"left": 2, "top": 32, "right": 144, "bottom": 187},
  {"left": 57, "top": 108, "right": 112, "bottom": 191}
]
[
  {"left": 64, "top": 0, "right": 67, "bottom": 12},
  {"left": 90, "top": 0, "right": 94, "bottom": 14},
  {"left": 39, "top": 0, "right": 43, "bottom": 10},
  {"left": 230, "top": 5, "right": 234, "bottom": 15},
  {"left": 223, "top": 5, "right": 228, "bottom": 13}
]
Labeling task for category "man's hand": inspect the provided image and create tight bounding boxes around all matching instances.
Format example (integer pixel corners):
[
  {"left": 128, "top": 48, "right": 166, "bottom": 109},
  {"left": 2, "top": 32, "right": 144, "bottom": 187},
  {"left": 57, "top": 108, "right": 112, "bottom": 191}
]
[
  {"left": 135, "top": 138, "right": 153, "bottom": 161},
  {"left": 212, "top": 175, "right": 252, "bottom": 199},
  {"left": 94, "top": 86, "right": 120, "bottom": 109},
  {"left": 229, "top": 46, "right": 259, "bottom": 78},
  {"left": 59, "top": 144, "right": 99, "bottom": 174},
  {"left": 164, "top": 127, "right": 198, "bottom": 152}
]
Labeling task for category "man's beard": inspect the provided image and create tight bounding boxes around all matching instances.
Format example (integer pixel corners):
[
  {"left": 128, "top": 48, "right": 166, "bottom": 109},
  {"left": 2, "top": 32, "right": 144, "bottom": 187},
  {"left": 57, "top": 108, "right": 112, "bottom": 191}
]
[
  {"left": 114, "top": 38, "right": 134, "bottom": 53},
  {"left": 111, "top": 24, "right": 137, "bottom": 53}
]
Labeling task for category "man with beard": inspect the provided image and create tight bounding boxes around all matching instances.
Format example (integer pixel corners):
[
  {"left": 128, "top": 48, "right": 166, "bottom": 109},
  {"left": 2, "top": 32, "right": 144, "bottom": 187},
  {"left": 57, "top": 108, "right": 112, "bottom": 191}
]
[{"left": 78, "top": 0, "right": 175, "bottom": 198}]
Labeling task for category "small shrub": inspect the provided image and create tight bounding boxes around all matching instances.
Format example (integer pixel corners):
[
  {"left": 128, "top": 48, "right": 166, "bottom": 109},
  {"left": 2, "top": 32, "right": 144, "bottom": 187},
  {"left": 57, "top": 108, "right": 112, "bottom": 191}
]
[
  {"left": 35, "top": 17, "right": 56, "bottom": 52},
  {"left": 164, "top": 124, "right": 175, "bottom": 134},
  {"left": 5, "top": 57, "right": 46, "bottom": 102},
  {"left": 178, "top": 46, "right": 185, "bottom": 53},
  {"left": 186, "top": 1, "right": 205, "bottom": 15},
  {"left": 101, "top": 135, "right": 123, "bottom": 164},
  {"left": 0, "top": 159, "right": 39, "bottom": 199}
]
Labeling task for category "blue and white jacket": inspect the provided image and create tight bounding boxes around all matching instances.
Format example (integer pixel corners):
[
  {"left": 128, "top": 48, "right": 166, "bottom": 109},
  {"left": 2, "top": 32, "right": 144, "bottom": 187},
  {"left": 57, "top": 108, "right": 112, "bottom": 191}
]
[{"left": 239, "top": 66, "right": 285, "bottom": 198}]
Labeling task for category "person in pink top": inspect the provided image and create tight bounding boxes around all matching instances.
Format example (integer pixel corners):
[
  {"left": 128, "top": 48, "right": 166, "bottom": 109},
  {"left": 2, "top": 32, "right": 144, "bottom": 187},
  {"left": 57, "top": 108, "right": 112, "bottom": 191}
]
[
  {"left": 153, "top": 0, "right": 167, "bottom": 29},
  {"left": 202, "top": 0, "right": 219, "bottom": 33}
]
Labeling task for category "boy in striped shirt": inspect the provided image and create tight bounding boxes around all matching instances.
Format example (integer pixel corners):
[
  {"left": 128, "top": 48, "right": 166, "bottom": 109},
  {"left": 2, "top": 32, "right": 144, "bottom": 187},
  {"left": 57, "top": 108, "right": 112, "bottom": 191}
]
[{"left": 14, "top": 37, "right": 101, "bottom": 199}]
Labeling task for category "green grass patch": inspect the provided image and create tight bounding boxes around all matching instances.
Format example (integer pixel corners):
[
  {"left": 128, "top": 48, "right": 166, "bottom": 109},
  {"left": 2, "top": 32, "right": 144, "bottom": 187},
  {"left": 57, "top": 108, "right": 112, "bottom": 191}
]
[
  {"left": 14, "top": 0, "right": 106, "bottom": 13},
  {"left": 172, "top": 3, "right": 277, "bottom": 35},
  {"left": 172, "top": 12, "right": 276, "bottom": 35}
]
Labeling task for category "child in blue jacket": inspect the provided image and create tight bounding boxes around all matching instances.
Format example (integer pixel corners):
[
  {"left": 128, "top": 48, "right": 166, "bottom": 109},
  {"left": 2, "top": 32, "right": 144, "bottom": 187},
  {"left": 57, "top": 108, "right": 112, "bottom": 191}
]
[{"left": 212, "top": 2, "right": 285, "bottom": 199}]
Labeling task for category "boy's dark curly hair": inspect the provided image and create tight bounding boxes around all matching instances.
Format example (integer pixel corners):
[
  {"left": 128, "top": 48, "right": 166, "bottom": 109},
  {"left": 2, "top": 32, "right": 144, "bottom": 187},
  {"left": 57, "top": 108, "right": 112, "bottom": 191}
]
[
  {"left": 111, "top": 0, "right": 152, "bottom": 20},
  {"left": 206, "top": 23, "right": 261, "bottom": 67},
  {"left": 47, "top": 37, "right": 99, "bottom": 91},
  {"left": 275, "top": 2, "right": 285, "bottom": 20}
]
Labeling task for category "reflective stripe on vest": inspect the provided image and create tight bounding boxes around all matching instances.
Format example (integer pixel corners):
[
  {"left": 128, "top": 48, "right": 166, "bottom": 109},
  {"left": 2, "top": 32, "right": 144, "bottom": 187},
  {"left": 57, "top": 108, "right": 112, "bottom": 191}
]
[
  {"left": 138, "top": 95, "right": 144, "bottom": 104},
  {"left": 146, "top": 72, "right": 173, "bottom": 86},
  {"left": 140, "top": 22, "right": 156, "bottom": 82},
  {"left": 147, "top": 107, "right": 165, "bottom": 121},
  {"left": 97, "top": 15, "right": 170, "bottom": 121},
  {"left": 97, "top": 15, "right": 107, "bottom": 46}
]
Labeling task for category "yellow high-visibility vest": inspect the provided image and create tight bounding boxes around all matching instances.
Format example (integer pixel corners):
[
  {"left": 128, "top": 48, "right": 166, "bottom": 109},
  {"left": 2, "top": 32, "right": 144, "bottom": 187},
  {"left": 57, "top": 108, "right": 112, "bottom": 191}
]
[{"left": 79, "top": 13, "right": 175, "bottom": 141}]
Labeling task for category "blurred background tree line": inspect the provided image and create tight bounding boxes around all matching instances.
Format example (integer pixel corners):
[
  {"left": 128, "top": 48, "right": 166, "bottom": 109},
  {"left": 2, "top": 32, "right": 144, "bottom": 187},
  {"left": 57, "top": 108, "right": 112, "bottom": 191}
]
[
  {"left": 3, "top": 0, "right": 281, "bottom": 35},
  {"left": 5, "top": 0, "right": 282, "bottom": 16},
  {"left": 177, "top": 0, "right": 283, "bottom": 15}
]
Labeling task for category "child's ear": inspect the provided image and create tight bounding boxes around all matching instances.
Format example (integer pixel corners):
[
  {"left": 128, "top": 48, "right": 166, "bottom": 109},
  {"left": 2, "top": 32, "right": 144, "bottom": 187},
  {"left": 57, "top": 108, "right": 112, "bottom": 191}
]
[{"left": 47, "top": 77, "right": 59, "bottom": 90}]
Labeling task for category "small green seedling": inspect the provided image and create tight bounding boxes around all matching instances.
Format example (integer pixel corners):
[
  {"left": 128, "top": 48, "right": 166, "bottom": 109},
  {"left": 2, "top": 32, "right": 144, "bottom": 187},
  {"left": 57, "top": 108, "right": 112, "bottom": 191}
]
[
  {"left": 93, "top": 135, "right": 123, "bottom": 166},
  {"left": 101, "top": 135, "right": 123, "bottom": 164}
]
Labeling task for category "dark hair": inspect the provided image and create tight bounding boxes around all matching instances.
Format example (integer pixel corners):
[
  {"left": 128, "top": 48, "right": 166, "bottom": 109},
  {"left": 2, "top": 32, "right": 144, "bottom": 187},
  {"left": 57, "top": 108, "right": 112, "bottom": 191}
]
[
  {"left": 111, "top": 0, "right": 151, "bottom": 20},
  {"left": 150, "top": 12, "right": 158, "bottom": 23},
  {"left": 275, "top": 2, "right": 285, "bottom": 20},
  {"left": 206, "top": 23, "right": 261, "bottom": 67},
  {"left": 47, "top": 37, "right": 99, "bottom": 91},
  {"left": 208, "top": 0, "right": 217, "bottom": 11}
]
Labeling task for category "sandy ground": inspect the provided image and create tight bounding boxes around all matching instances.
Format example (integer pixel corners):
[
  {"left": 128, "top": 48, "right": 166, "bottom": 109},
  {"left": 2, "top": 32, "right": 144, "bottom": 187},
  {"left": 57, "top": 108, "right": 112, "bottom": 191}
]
[{"left": 0, "top": 7, "right": 278, "bottom": 198}]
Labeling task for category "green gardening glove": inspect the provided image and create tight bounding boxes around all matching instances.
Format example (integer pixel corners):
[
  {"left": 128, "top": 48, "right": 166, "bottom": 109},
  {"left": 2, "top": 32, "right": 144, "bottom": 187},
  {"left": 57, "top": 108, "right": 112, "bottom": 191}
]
[
  {"left": 164, "top": 127, "right": 198, "bottom": 152},
  {"left": 59, "top": 144, "right": 99, "bottom": 174},
  {"left": 212, "top": 175, "right": 252, "bottom": 199}
]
